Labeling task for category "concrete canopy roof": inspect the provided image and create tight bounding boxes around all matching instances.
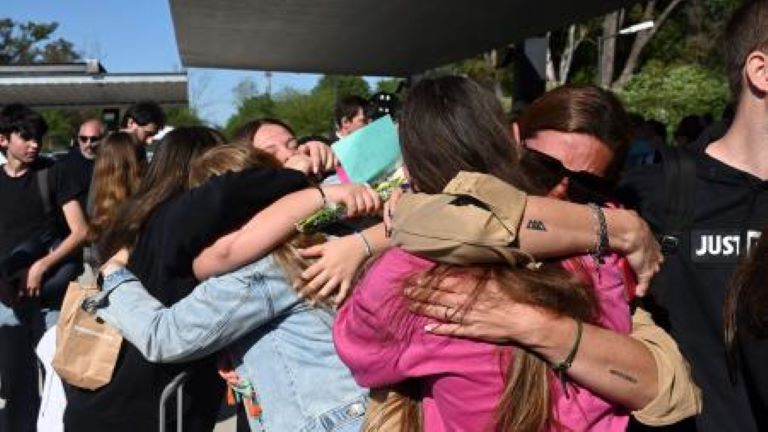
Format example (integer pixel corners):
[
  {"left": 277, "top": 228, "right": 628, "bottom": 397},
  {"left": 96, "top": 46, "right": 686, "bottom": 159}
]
[
  {"left": 171, "top": 0, "right": 639, "bottom": 76},
  {"left": 0, "top": 63, "right": 188, "bottom": 109}
]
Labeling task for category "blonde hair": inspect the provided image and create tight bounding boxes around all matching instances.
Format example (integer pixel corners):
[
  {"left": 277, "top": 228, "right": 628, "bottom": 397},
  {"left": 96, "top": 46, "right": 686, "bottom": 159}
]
[{"left": 189, "top": 144, "right": 281, "bottom": 188}]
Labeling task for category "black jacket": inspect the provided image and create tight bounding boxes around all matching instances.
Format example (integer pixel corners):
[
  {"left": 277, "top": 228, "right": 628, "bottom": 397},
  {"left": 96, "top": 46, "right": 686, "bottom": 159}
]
[{"left": 618, "top": 132, "right": 768, "bottom": 432}]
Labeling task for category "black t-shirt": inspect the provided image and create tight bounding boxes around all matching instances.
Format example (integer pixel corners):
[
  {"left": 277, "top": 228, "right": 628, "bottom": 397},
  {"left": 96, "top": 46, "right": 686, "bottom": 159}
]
[
  {"left": 55, "top": 147, "right": 94, "bottom": 212},
  {"left": 64, "top": 167, "right": 308, "bottom": 432},
  {"left": 0, "top": 158, "right": 79, "bottom": 258},
  {"left": 618, "top": 139, "right": 768, "bottom": 432}
]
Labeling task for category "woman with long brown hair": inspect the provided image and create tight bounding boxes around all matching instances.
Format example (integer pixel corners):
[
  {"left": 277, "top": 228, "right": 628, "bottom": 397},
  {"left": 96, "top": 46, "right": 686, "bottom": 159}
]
[
  {"left": 724, "top": 228, "right": 768, "bottom": 430},
  {"left": 64, "top": 126, "right": 311, "bottom": 432},
  {"left": 515, "top": 84, "right": 632, "bottom": 186},
  {"left": 87, "top": 132, "right": 146, "bottom": 245},
  {"left": 400, "top": 83, "right": 700, "bottom": 428},
  {"left": 333, "top": 76, "right": 632, "bottom": 431},
  {"left": 90, "top": 144, "right": 381, "bottom": 431}
]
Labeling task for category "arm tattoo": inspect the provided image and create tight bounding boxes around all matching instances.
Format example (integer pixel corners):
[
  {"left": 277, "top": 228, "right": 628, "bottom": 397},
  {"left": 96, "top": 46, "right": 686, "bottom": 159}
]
[
  {"left": 609, "top": 368, "right": 639, "bottom": 384},
  {"left": 525, "top": 219, "right": 547, "bottom": 231}
]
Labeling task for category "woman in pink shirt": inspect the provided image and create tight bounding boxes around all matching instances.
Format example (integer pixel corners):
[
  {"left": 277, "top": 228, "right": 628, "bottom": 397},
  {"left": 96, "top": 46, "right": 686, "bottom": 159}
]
[{"left": 334, "top": 76, "right": 632, "bottom": 431}]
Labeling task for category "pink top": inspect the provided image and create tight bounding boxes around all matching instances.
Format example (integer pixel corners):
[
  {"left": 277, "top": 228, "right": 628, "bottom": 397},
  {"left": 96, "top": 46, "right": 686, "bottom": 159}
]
[{"left": 334, "top": 248, "right": 631, "bottom": 432}]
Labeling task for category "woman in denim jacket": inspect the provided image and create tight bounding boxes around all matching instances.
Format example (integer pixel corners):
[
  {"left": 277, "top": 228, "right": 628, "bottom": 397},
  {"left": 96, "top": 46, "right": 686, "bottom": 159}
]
[{"left": 92, "top": 145, "right": 382, "bottom": 431}]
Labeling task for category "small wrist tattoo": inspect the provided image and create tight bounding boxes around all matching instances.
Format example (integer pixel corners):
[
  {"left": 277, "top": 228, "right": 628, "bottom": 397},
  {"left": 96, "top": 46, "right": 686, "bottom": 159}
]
[
  {"left": 609, "top": 368, "right": 638, "bottom": 384},
  {"left": 526, "top": 219, "right": 547, "bottom": 231}
]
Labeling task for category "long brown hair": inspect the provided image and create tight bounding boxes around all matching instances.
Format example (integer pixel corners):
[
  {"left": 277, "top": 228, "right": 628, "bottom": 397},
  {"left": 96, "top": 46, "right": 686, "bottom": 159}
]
[
  {"left": 98, "top": 126, "right": 225, "bottom": 259},
  {"left": 724, "top": 226, "right": 768, "bottom": 375},
  {"left": 88, "top": 132, "right": 146, "bottom": 242},
  {"left": 400, "top": 77, "right": 536, "bottom": 195},
  {"left": 394, "top": 76, "right": 599, "bottom": 431},
  {"left": 516, "top": 84, "right": 631, "bottom": 185}
]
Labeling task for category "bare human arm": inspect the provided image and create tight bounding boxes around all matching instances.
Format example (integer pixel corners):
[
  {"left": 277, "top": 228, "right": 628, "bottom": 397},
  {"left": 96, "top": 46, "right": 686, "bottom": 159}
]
[
  {"left": 516, "top": 197, "right": 661, "bottom": 295},
  {"left": 295, "top": 187, "right": 410, "bottom": 305},
  {"left": 302, "top": 176, "right": 661, "bottom": 305},
  {"left": 388, "top": 182, "right": 661, "bottom": 296},
  {"left": 297, "top": 222, "right": 388, "bottom": 305},
  {"left": 26, "top": 200, "right": 88, "bottom": 296},
  {"left": 405, "top": 279, "right": 701, "bottom": 423},
  {"left": 405, "top": 279, "right": 658, "bottom": 411},
  {"left": 192, "top": 184, "right": 381, "bottom": 280},
  {"left": 390, "top": 173, "right": 682, "bottom": 419}
]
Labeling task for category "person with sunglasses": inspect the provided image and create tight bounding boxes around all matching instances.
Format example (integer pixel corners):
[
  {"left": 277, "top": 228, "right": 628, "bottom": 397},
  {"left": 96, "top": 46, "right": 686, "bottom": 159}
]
[
  {"left": 54, "top": 119, "right": 104, "bottom": 213},
  {"left": 396, "top": 84, "right": 701, "bottom": 428}
]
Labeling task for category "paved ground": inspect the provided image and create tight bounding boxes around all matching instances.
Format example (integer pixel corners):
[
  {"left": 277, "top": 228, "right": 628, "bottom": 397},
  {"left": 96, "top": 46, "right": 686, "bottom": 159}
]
[
  {"left": 214, "top": 415, "right": 237, "bottom": 432},
  {"left": 214, "top": 402, "right": 238, "bottom": 432}
]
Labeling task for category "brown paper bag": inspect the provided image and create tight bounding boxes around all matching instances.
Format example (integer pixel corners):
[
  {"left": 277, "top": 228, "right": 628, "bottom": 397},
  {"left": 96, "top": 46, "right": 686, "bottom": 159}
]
[{"left": 52, "top": 281, "right": 123, "bottom": 390}]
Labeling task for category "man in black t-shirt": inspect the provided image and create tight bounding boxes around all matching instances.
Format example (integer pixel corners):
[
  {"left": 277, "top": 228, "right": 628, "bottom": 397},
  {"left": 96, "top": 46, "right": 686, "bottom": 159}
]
[
  {"left": 56, "top": 118, "right": 103, "bottom": 211},
  {"left": 618, "top": 2, "right": 768, "bottom": 431},
  {"left": 0, "top": 104, "right": 88, "bottom": 432}
]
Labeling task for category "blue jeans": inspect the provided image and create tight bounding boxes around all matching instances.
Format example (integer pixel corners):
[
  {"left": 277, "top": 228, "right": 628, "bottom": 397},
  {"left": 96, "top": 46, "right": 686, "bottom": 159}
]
[{"left": 295, "top": 397, "right": 366, "bottom": 432}]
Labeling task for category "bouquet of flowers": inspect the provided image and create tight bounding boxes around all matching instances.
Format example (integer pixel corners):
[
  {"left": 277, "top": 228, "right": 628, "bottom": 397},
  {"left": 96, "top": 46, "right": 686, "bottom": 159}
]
[{"left": 296, "top": 168, "right": 406, "bottom": 233}]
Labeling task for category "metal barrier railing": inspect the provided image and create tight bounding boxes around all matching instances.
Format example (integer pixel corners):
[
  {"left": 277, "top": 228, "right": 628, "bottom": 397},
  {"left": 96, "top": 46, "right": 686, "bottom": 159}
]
[{"left": 159, "top": 371, "right": 189, "bottom": 432}]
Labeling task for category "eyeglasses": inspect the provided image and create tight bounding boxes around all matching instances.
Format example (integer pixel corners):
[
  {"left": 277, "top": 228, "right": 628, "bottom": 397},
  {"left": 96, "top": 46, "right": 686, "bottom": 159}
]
[{"left": 78, "top": 135, "right": 102, "bottom": 143}]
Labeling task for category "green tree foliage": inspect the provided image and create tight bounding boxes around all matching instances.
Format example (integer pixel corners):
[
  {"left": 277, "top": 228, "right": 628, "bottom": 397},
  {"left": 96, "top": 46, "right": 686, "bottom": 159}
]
[
  {"left": 225, "top": 75, "right": 373, "bottom": 138},
  {"left": 224, "top": 93, "right": 277, "bottom": 138},
  {"left": 642, "top": 0, "right": 742, "bottom": 71},
  {"left": 314, "top": 75, "right": 370, "bottom": 99},
  {"left": 375, "top": 78, "right": 403, "bottom": 94},
  {"left": 274, "top": 88, "right": 335, "bottom": 137},
  {"left": 619, "top": 61, "right": 729, "bottom": 134},
  {"left": 165, "top": 107, "right": 205, "bottom": 127},
  {"left": 1, "top": 19, "right": 81, "bottom": 151},
  {"left": 446, "top": 50, "right": 514, "bottom": 98},
  {"left": 0, "top": 19, "right": 80, "bottom": 64},
  {"left": 39, "top": 109, "right": 101, "bottom": 152},
  {"left": 40, "top": 110, "right": 76, "bottom": 152}
]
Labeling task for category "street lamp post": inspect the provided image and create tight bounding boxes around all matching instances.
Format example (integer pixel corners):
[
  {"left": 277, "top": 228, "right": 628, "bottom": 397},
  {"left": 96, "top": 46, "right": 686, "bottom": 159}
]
[{"left": 597, "top": 20, "right": 654, "bottom": 88}]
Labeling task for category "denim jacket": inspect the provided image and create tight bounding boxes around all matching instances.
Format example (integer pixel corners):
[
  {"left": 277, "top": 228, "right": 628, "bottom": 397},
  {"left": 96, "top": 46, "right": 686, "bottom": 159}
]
[{"left": 97, "top": 255, "right": 367, "bottom": 432}]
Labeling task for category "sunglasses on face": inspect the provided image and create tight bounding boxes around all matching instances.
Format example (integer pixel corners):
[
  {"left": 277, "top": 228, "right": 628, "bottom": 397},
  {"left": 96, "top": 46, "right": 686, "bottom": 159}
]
[
  {"left": 78, "top": 135, "right": 102, "bottom": 143},
  {"left": 520, "top": 146, "right": 615, "bottom": 204}
]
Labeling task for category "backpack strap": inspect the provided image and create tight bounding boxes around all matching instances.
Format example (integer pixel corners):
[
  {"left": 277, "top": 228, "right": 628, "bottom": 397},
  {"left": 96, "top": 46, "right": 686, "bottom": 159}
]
[
  {"left": 36, "top": 168, "right": 53, "bottom": 216},
  {"left": 658, "top": 146, "right": 697, "bottom": 255}
]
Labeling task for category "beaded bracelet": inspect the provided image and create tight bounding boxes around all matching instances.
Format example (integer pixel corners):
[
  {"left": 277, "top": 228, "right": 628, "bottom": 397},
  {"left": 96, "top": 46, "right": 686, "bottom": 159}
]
[{"left": 587, "top": 203, "right": 608, "bottom": 264}]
